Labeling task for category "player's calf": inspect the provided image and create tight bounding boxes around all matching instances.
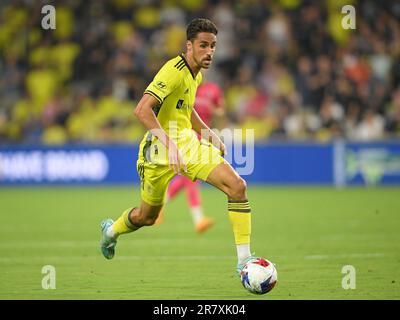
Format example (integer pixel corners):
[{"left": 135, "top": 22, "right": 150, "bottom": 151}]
[{"left": 129, "top": 204, "right": 164, "bottom": 227}]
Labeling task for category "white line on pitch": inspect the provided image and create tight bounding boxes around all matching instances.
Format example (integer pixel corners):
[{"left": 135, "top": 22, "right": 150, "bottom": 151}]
[{"left": 304, "top": 253, "right": 384, "bottom": 260}]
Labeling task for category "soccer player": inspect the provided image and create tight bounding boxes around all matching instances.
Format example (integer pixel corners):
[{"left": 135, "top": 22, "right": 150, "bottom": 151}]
[
  {"left": 155, "top": 79, "right": 225, "bottom": 233},
  {"left": 100, "top": 18, "right": 254, "bottom": 274}
]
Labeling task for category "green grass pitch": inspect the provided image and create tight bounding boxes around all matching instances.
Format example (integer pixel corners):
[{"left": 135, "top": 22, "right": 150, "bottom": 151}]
[{"left": 0, "top": 185, "right": 399, "bottom": 300}]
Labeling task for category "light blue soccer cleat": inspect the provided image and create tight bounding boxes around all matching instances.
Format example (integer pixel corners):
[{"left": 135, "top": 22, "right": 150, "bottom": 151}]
[
  {"left": 236, "top": 254, "right": 256, "bottom": 277},
  {"left": 100, "top": 219, "right": 117, "bottom": 260}
]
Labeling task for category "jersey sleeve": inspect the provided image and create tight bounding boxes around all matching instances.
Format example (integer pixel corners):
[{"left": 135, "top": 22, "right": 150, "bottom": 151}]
[{"left": 144, "top": 62, "right": 182, "bottom": 104}]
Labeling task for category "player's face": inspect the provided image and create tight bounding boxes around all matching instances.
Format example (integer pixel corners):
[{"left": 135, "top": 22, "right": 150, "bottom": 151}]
[{"left": 189, "top": 32, "right": 217, "bottom": 69}]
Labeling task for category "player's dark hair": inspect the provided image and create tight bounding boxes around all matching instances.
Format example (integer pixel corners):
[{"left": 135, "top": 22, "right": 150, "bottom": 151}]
[{"left": 186, "top": 18, "right": 218, "bottom": 41}]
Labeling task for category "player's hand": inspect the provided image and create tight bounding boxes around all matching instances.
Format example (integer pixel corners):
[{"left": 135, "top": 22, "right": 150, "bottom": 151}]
[{"left": 168, "top": 142, "right": 187, "bottom": 175}]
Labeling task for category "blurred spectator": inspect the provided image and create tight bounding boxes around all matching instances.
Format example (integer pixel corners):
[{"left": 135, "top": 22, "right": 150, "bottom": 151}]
[
  {"left": 353, "top": 108, "right": 385, "bottom": 141},
  {"left": 0, "top": 0, "right": 399, "bottom": 144},
  {"left": 385, "top": 89, "right": 400, "bottom": 137}
]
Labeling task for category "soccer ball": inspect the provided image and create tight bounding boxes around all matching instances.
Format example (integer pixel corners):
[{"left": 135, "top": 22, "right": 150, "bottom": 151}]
[{"left": 240, "top": 257, "right": 277, "bottom": 294}]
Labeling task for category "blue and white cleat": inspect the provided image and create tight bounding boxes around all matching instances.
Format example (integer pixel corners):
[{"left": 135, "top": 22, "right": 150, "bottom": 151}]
[
  {"left": 236, "top": 254, "right": 256, "bottom": 277},
  {"left": 100, "top": 219, "right": 117, "bottom": 260}
]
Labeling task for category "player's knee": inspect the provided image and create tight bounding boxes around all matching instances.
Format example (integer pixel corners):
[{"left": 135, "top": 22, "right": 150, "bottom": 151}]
[{"left": 228, "top": 177, "right": 247, "bottom": 200}]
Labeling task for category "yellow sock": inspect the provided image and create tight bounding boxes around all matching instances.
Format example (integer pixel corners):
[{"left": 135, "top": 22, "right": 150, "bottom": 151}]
[
  {"left": 112, "top": 208, "right": 139, "bottom": 236},
  {"left": 228, "top": 200, "right": 251, "bottom": 245}
]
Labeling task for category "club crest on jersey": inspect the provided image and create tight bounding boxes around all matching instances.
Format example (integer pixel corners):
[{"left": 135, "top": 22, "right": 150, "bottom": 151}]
[{"left": 156, "top": 81, "right": 167, "bottom": 91}]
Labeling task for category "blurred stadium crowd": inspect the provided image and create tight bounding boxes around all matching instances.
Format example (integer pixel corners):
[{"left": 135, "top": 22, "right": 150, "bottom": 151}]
[{"left": 0, "top": 0, "right": 400, "bottom": 145}]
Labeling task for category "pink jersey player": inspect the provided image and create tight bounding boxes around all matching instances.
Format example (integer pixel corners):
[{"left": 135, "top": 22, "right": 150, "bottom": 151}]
[{"left": 195, "top": 81, "right": 224, "bottom": 127}]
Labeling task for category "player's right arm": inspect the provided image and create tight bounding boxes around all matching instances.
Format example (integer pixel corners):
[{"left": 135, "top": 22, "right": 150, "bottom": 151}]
[{"left": 134, "top": 93, "right": 187, "bottom": 174}]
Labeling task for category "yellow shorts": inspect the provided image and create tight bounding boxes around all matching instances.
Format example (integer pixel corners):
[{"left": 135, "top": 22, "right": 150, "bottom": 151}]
[{"left": 137, "top": 132, "right": 225, "bottom": 206}]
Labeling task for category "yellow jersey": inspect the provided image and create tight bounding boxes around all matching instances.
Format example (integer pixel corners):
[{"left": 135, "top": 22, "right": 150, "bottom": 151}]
[{"left": 139, "top": 54, "right": 203, "bottom": 164}]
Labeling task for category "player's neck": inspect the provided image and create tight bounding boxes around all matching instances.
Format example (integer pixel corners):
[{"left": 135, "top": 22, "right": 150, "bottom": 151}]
[{"left": 182, "top": 53, "right": 200, "bottom": 77}]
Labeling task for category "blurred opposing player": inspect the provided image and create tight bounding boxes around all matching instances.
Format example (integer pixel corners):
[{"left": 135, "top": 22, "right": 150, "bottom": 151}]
[
  {"left": 155, "top": 79, "right": 225, "bottom": 233},
  {"left": 100, "top": 18, "right": 255, "bottom": 275}
]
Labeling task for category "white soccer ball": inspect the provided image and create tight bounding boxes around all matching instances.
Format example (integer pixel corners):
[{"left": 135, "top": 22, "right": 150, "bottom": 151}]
[{"left": 240, "top": 257, "right": 278, "bottom": 294}]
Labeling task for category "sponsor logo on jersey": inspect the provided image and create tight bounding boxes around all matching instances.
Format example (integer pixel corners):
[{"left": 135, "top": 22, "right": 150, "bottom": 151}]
[{"left": 156, "top": 81, "right": 167, "bottom": 91}]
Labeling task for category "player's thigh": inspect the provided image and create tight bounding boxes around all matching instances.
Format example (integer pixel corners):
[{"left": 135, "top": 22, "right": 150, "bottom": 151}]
[
  {"left": 205, "top": 161, "right": 246, "bottom": 196},
  {"left": 137, "top": 161, "right": 175, "bottom": 208},
  {"left": 184, "top": 139, "right": 225, "bottom": 183}
]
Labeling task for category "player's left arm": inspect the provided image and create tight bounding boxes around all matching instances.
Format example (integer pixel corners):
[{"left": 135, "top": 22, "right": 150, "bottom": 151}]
[{"left": 191, "top": 109, "right": 226, "bottom": 156}]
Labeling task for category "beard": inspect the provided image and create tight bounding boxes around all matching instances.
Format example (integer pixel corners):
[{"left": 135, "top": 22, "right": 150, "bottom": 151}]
[
  {"left": 192, "top": 51, "right": 212, "bottom": 69},
  {"left": 199, "top": 57, "right": 212, "bottom": 69}
]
